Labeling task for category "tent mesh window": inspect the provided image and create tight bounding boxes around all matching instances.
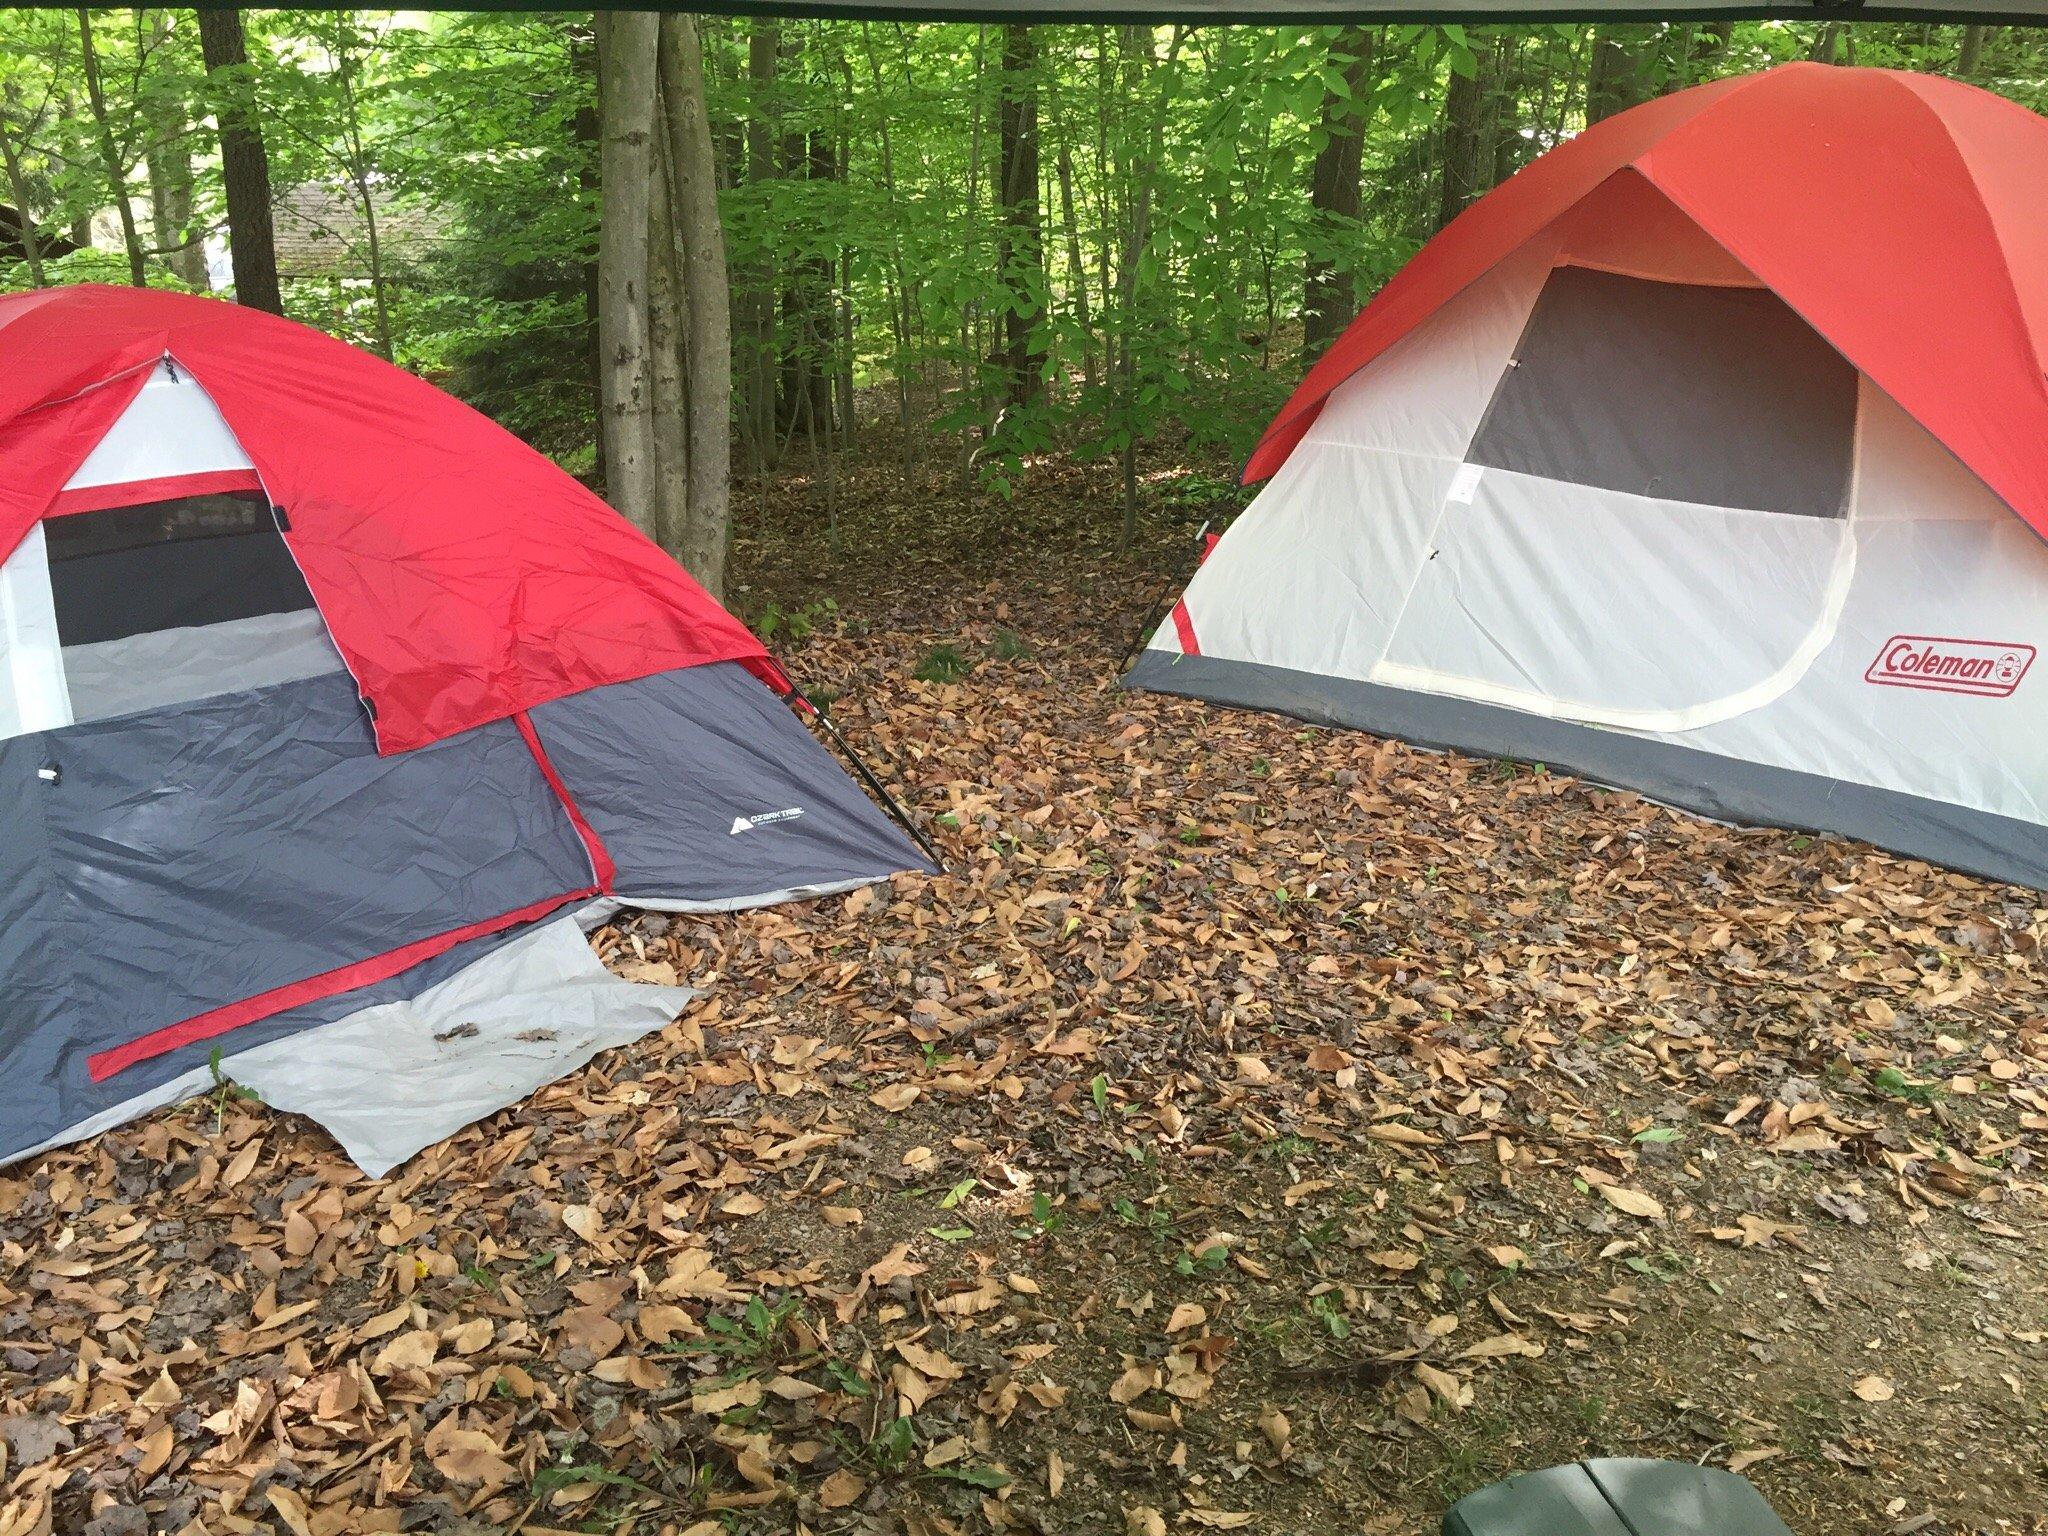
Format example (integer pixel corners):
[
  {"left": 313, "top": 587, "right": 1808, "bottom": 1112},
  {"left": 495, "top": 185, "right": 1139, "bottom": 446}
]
[
  {"left": 1466, "top": 266, "right": 1858, "bottom": 518},
  {"left": 44, "top": 491, "right": 316, "bottom": 646}
]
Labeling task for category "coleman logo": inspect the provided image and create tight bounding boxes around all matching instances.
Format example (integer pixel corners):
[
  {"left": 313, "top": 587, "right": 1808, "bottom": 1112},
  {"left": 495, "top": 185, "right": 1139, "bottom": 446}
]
[
  {"left": 730, "top": 807, "right": 805, "bottom": 835},
  {"left": 1866, "top": 636, "right": 2034, "bottom": 698}
]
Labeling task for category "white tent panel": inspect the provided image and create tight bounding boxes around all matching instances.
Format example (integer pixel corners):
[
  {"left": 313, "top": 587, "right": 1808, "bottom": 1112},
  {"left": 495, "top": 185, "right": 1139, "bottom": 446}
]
[
  {"left": 1372, "top": 467, "right": 1853, "bottom": 729},
  {"left": 1656, "top": 514, "right": 2048, "bottom": 828},
  {"left": 65, "top": 358, "right": 255, "bottom": 490},
  {"left": 1299, "top": 235, "right": 1556, "bottom": 462},
  {"left": 0, "top": 524, "right": 73, "bottom": 737},
  {"left": 1166, "top": 443, "right": 1460, "bottom": 678},
  {"left": 1854, "top": 380, "right": 2012, "bottom": 525}
]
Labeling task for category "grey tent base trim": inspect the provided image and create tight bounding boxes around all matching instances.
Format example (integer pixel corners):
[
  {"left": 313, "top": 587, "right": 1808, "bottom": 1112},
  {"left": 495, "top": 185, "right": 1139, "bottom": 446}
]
[
  {"left": 1124, "top": 650, "right": 2048, "bottom": 892},
  {"left": 580, "top": 876, "right": 893, "bottom": 924}
]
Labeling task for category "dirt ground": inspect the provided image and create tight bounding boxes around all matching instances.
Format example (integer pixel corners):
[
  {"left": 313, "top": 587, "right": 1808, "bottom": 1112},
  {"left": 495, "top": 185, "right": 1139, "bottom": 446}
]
[{"left": 2, "top": 445, "right": 2044, "bottom": 1536}]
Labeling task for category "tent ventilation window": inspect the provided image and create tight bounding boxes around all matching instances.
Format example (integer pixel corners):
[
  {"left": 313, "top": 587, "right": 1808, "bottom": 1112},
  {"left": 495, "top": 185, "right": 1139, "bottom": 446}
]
[
  {"left": 1466, "top": 266, "right": 1858, "bottom": 518},
  {"left": 0, "top": 489, "right": 348, "bottom": 733},
  {"left": 44, "top": 491, "right": 314, "bottom": 646}
]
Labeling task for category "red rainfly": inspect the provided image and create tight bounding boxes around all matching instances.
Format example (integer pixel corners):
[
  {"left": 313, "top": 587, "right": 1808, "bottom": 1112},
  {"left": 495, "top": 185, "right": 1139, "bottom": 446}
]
[
  {"left": 0, "top": 284, "right": 781, "bottom": 753},
  {"left": 1247, "top": 63, "right": 2048, "bottom": 543}
]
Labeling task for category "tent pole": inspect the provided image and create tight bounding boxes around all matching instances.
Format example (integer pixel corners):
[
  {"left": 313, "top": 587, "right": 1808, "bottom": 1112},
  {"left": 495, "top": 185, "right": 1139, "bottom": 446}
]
[
  {"left": 785, "top": 684, "right": 946, "bottom": 873},
  {"left": 1113, "top": 518, "right": 1210, "bottom": 677}
]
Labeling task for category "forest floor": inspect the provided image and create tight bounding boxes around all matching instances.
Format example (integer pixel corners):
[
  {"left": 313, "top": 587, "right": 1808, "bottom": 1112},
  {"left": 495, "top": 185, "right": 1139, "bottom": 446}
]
[{"left": 4, "top": 443, "right": 2047, "bottom": 1536}]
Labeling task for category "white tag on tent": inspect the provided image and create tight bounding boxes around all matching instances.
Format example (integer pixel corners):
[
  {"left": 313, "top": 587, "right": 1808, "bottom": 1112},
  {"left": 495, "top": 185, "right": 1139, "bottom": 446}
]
[{"left": 1446, "top": 463, "right": 1486, "bottom": 506}]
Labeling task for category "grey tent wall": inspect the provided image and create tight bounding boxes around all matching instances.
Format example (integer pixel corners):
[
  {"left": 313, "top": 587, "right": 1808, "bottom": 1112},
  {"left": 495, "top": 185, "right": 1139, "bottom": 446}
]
[
  {"left": 529, "top": 660, "right": 937, "bottom": 904},
  {"left": 0, "top": 672, "right": 598, "bottom": 1161},
  {"left": 2, "top": 662, "right": 929, "bottom": 1164},
  {"left": 1124, "top": 651, "right": 2048, "bottom": 892}
]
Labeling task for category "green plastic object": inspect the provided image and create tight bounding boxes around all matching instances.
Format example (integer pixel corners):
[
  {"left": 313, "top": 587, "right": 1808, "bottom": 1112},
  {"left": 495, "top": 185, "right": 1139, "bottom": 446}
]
[{"left": 1442, "top": 1458, "right": 1795, "bottom": 1536}]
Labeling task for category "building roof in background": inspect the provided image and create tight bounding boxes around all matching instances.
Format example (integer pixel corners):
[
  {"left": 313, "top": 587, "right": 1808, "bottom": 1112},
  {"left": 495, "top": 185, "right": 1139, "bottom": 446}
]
[{"left": 273, "top": 182, "right": 449, "bottom": 282}]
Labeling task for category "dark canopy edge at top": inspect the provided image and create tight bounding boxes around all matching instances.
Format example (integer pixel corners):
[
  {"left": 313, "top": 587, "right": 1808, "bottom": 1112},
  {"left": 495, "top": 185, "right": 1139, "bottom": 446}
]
[{"left": 162, "top": 0, "right": 2048, "bottom": 21}]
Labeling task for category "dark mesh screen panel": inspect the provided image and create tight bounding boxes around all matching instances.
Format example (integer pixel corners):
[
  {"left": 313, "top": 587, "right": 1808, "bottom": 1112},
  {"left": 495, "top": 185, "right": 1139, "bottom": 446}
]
[
  {"left": 45, "top": 492, "right": 315, "bottom": 646},
  {"left": 1466, "top": 267, "right": 1857, "bottom": 518}
]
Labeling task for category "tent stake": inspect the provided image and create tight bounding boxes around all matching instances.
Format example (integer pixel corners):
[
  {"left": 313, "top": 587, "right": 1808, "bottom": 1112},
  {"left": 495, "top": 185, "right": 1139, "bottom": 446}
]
[{"left": 786, "top": 685, "right": 945, "bottom": 874}]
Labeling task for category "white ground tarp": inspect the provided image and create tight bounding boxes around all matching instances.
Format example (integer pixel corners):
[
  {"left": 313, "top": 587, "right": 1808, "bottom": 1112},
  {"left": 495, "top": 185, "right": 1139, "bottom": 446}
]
[{"left": 7, "top": 918, "right": 696, "bottom": 1178}]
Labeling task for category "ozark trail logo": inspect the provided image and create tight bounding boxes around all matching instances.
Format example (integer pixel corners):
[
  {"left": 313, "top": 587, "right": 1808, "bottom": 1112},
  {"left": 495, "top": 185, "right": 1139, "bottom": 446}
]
[
  {"left": 730, "top": 806, "right": 805, "bottom": 835},
  {"left": 1865, "top": 636, "right": 2034, "bottom": 698}
]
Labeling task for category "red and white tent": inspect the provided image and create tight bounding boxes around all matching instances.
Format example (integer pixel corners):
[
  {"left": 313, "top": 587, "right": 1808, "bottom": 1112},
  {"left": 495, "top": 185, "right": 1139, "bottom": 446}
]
[
  {"left": 1130, "top": 63, "right": 2048, "bottom": 890},
  {"left": 0, "top": 285, "right": 927, "bottom": 1172}
]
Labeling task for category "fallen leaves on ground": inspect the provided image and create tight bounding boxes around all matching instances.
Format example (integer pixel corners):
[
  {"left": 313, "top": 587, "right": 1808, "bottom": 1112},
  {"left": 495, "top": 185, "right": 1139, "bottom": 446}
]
[{"left": 2, "top": 448, "right": 2045, "bottom": 1536}]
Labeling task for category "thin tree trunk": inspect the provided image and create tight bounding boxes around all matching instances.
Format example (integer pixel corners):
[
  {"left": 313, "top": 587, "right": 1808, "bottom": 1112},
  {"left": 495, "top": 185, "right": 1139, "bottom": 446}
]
[
  {"left": 334, "top": 46, "right": 394, "bottom": 360},
  {"left": 1587, "top": 25, "right": 1657, "bottom": 122},
  {"left": 1115, "top": 24, "right": 1185, "bottom": 547},
  {"left": 573, "top": 24, "right": 603, "bottom": 485},
  {"left": 646, "top": 118, "right": 687, "bottom": 556},
  {"left": 0, "top": 109, "right": 47, "bottom": 287},
  {"left": 595, "top": 9, "right": 661, "bottom": 537},
  {"left": 1436, "top": 44, "right": 1496, "bottom": 232},
  {"left": 1304, "top": 27, "right": 1375, "bottom": 361},
  {"left": 660, "top": 12, "right": 734, "bottom": 601},
  {"left": 144, "top": 14, "right": 206, "bottom": 288},
  {"left": 76, "top": 11, "right": 147, "bottom": 287},
  {"left": 198, "top": 8, "right": 281, "bottom": 313},
  {"left": 1052, "top": 100, "right": 1093, "bottom": 392},
  {"left": 744, "top": 21, "right": 778, "bottom": 472},
  {"left": 995, "top": 23, "right": 1045, "bottom": 409},
  {"left": 858, "top": 25, "right": 915, "bottom": 467},
  {"left": 1958, "top": 24, "right": 1991, "bottom": 77},
  {"left": 146, "top": 142, "right": 204, "bottom": 288}
]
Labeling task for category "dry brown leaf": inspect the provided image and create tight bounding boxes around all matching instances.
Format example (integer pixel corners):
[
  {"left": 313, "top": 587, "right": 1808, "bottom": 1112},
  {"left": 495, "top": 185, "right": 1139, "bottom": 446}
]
[{"left": 1598, "top": 1184, "right": 1665, "bottom": 1221}]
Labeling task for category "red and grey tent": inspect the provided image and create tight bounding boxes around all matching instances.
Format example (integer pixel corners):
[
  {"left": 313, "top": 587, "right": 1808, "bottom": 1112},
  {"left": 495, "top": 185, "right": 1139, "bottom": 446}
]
[
  {"left": 0, "top": 284, "right": 930, "bottom": 1172},
  {"left": 1129, "top": 63, "right": 2048, "bottom": 890}
]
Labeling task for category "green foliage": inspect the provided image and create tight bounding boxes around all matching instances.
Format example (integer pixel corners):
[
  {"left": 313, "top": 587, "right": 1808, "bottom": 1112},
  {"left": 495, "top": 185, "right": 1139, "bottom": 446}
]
[
  {"left": 206, "top": 1045, "right": 260, "bottom": 1133},
  {"left": 1, "top": 14, "right": 2039, "bottom": 493},
  {"left": 757, "top": 597, "right": 840, "bottom": 643},
  {"left": 1871, "top": 1065, "right": 1942, "bottom": 1105},
  {"left": 914, "top": 643, "right": 974, "bottom": 684}
]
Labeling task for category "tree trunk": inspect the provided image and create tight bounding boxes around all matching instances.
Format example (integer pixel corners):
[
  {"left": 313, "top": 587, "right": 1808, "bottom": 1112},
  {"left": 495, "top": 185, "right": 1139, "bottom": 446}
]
[
  {"left": 1114, "top": 24, "right": 1185, "bottom": 547},
  {"left": 75, "top": 10, "right": 147, "bottom": 287},
  {"left": 646, "top": 120, "right": 687, "bottom": 555},
  {"left": 660, "top": 12, "right": 734, "bottom": 601},
  {"left": 595, "top": 9, "right": 661, "bottom": 538},
  {"left": 334, "top": 46, "right": 395, "bottom": 361},
  {"left": 1441, "top": 39, "right": 1507, "bottom": 234},
  {"left": 144, "top": 15, "right": 206, "bottom": 289},
  {"left": 0, "top": 108, "right": 46, "bottom": 287},
  {"left": 859, "top": 24, "right": 916, "bottom": 461},
  {"left": 1304, "top": 27, "right": 1375, "bottom": 362},
  {"left": 995, "top": 24, "right": 1045, "bottom": 409},
  {"left": 1958, "top": 24, "right": 1992, "bottom": 78},
  {"left": 1587, "top": 25, "right": 1657, "bottom": 123},
  {"left": 146, "top": 136, "right": 205, "bottom": 288},
  {"left": 1052, "top": 100, "right": 1093, "bottom": 392},
  {"left": 779, "top": 122, "right": 835, "bottom": 440},
  {"left": 573, "top": 24, "right": 603, "bottom": 484},
  {"left": 198, "top": 8, "right": 282, "bottom": 313},
  {"left": 742, "top": 21, "right": 778, "bottom": 472}
]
